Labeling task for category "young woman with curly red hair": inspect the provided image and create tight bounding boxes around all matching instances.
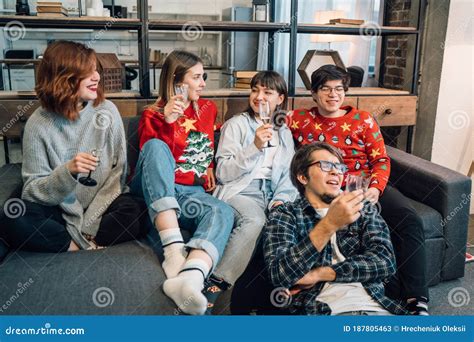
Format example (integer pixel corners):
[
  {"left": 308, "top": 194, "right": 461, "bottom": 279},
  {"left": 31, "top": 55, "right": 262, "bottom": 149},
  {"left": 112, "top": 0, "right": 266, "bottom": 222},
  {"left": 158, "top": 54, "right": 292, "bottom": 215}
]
[{"left": 1, "top": 41, "right": 148, "bottom": 253}]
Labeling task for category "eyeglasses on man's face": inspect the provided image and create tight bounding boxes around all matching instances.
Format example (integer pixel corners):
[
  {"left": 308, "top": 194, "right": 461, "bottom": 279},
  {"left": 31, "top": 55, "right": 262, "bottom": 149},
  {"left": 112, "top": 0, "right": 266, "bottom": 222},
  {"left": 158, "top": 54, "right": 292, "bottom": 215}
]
[
  {"left": 307, "top": 160, "right": 348, "bottom": 174},
  {"left": 318, "top": 86, "right": 345, "bottom": 95}
]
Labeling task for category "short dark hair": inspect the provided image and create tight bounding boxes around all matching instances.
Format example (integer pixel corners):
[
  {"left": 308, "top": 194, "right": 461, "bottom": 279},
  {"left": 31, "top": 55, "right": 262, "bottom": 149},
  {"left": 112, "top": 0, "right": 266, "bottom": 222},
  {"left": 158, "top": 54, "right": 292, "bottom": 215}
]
[
  {"left": 290, "top": 142, "right": 344, "bottom": 196},
  {"left": 247, "top": 70, "right": 288, "bottom": 118},
  {"left": 310, "top": 64, "right": 351, "bottom": 92}
]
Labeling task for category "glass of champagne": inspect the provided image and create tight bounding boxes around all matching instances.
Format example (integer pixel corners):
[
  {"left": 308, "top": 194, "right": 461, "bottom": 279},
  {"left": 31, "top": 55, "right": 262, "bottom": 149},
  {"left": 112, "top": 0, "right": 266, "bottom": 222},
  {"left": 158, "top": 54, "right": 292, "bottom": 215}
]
[
  {"left": 346, "top": 174, "right": 370, "bottom": 192},
  {"left": 78, "top": 149, "right": 101, "bottom": 187},
  {"left": 174, "top": 84, "right": 189, "bottom": 102},
  {"left": 259, "top": 101, "right": 274, "bottom": 148},
  {"left": 173, "top": 84, "right": 189, "bottom": 120}
]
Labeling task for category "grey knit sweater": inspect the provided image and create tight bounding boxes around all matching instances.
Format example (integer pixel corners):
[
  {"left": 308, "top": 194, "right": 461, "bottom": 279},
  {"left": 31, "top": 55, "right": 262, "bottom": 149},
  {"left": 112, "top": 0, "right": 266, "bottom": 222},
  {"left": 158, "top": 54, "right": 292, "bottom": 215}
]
[{"left": 21, "top": 100, "right": 128, "bottom": 249}]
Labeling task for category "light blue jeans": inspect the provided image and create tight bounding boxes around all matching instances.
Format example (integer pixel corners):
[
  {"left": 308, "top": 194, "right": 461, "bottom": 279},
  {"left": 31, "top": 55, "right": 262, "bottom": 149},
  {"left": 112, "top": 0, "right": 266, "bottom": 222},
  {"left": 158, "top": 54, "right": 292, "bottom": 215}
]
[
  {"left": 213, "top": 179, "right": 273, "bottom": 285},
  {"left": 130, "top": 139, "right": 234, "bottom": 267}
]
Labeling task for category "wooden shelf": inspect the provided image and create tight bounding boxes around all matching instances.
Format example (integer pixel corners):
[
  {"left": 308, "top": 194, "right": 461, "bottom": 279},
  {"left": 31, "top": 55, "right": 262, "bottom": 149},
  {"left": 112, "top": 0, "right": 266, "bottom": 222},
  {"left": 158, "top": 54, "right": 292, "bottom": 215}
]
[
  {"left": 148, "top": 20, "right": 290, "bottom": 32},
  {"left": 0, "top": 88, "right": 411, "bottom": 100},
  {"left": 297, "top": 24, "right": 418, "bottom": 35},
  {"left": 150, "top": 87, "right": 411, "bottom": 98},
  {"left": 0, "top": 15, "right": 140, "bottom": 30},
  {"left": 0, "top": 90, "right": 142, "bottom": 99}
]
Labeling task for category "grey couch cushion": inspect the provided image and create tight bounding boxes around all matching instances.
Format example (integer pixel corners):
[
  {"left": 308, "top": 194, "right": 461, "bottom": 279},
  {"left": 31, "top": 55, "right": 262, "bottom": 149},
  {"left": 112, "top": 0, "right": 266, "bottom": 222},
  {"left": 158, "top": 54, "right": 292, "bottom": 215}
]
[
  {"left": 0, "top": 241, "right": 176, "bottom": 315},
  {"left": 123, "top": 116, "right": 141, "bottom": 173},
  {"left": 408, "top": 199, "right": 443, "bottom": 240},
  {"left": 0, "top": 163, "right": 23, "bottom": 218}
]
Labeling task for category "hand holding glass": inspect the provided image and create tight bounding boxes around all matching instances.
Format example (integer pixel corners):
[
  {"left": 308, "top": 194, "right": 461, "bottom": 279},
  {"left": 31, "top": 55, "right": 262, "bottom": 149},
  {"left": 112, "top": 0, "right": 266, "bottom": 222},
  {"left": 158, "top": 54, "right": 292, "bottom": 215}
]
[
  {"left": 174, "top": 84, "right": 189, "bottom": 103},
  {"left": 259, "top": 101, "right": 274, "bottom": 148},
  {"left": 78, "top": 149, "right": 101, "bottom": 187},
  {"left": 345, "top": 174, "right": 370, "bottom": 192}
]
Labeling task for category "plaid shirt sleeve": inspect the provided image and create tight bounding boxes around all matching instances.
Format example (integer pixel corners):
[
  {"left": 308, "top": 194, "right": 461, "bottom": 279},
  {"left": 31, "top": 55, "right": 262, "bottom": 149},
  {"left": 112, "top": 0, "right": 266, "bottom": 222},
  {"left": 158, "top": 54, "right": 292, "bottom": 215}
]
[
  {"left": 263, "top": 205, "right": 324, "bottom": 289},
  {"left": 331, "top": 203, "right": 396, "bottom": 283}
]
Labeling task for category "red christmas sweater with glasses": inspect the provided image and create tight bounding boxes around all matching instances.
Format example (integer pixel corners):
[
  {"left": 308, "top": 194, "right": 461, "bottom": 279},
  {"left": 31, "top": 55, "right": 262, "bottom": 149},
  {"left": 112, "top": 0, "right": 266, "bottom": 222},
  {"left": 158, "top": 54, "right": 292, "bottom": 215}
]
[
  {"left": 138, "top": 98, "right": 217, "bottom": 188},
  {"left": 289, "top": 106, "right": 390, "bottom": 194}
]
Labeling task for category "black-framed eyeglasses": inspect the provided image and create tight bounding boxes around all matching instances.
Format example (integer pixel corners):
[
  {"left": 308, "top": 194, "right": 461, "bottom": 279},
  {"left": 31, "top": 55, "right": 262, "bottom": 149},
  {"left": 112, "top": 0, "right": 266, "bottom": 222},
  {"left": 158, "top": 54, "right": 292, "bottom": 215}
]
[
  {"left": 318, "top": 86, "right": 345, "bottom": 95},
  {"left": 203, "top": 72, "right": 208, "bottom": 81},
  {"left": 307, "top": 160, "right": 348, "bottom": 174}
]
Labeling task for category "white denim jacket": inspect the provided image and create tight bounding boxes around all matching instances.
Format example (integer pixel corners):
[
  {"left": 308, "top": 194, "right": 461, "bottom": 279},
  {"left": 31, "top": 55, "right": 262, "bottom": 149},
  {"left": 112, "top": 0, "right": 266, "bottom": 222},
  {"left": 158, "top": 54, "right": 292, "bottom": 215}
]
[{"left": 213, "top": 112, "right": 297, "bottom": 209}]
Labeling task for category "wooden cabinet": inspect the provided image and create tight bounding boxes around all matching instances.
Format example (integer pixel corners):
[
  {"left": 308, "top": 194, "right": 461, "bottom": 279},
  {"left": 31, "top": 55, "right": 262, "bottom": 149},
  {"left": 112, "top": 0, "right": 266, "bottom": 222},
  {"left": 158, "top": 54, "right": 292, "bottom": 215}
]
[{"left": 358, "top": 96, "right": 417, "bottom": 127}]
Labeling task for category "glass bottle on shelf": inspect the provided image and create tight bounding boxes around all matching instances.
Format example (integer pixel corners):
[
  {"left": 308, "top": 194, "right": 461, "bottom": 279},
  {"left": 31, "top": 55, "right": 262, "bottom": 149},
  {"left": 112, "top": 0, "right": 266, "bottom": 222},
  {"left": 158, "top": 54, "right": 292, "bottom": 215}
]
[
  {"left": 202, "top": 48, "right": 212, "bottom": 67},
  {"left": 252, "top": 0, "right": 269, "bottom": 22}
]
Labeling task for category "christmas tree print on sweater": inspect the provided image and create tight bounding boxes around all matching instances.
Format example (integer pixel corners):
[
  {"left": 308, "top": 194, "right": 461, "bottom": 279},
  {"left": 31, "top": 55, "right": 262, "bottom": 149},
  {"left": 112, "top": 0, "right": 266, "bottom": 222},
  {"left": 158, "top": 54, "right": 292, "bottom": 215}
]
[{"left": 177, "top": 130, "right": 213, "bottom": 184}]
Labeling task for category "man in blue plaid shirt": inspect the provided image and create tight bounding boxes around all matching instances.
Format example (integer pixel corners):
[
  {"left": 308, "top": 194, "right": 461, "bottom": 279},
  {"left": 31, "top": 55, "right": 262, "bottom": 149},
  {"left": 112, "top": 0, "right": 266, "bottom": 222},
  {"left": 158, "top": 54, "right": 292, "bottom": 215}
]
[{"left": 263, "top": 142, "right": 407, "bottom": 315}]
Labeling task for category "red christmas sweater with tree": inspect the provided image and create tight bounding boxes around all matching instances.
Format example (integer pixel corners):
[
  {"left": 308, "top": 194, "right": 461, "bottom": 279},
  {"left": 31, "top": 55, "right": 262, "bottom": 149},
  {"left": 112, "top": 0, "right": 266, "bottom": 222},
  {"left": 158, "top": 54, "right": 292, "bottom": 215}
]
[
  {"left": 290, "top": 106, "right": 390, "bottom": 194},
  {"left": 139, "top": 98, "right": 217, "bottom": 188}
]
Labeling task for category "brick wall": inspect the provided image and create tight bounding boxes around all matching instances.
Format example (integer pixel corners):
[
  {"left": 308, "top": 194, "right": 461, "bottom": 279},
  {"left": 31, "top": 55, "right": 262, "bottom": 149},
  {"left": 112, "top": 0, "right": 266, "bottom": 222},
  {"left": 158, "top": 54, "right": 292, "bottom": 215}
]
[
  {"left": 380, "top": 0, "right": 413, "bottom": 149},
  {"left": 382, "top": 0, "right": 411, "bottom": 90}
]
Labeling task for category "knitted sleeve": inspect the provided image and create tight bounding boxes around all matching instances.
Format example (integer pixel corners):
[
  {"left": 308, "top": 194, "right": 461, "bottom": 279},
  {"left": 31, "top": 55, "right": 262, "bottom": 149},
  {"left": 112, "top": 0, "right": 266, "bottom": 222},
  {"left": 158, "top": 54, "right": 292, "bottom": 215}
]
[
  {"left": 362, "top": 112, "right": 391, "bottom": 194},
  {"left": 215, "top": 115, "right": 263, "bottom": 184},
  {"left": 21, "top": 112, "right": 78, "bottom": 205},
  {"left": 138, "top": 107, "right": 175, "bottom": 150}
]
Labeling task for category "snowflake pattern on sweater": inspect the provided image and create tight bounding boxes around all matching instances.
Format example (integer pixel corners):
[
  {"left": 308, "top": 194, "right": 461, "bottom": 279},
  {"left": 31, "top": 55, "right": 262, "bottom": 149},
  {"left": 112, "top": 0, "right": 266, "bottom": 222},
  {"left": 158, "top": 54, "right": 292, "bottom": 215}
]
[{"left": 289, "top": 106, "right": 390, "bottom": 193}]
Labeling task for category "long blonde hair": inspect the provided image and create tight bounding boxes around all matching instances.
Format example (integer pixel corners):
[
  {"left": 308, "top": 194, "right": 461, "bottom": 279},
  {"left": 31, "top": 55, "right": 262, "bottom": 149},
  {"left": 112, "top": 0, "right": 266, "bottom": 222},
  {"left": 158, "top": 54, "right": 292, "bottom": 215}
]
[{"left": 150, "top": 50, "right": 203, "bottom": 112}]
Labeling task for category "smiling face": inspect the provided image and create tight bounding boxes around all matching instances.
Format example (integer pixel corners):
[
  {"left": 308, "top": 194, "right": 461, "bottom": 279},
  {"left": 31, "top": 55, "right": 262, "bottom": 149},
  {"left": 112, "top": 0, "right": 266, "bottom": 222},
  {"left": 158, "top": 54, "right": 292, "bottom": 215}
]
[
  {"left": 297, "top": 149, "right": 344, "bottom": 207},
  {"left": 312, "top": 79, "right": 346, "bottom": 116},
  {"left": 78, "top": 63, "right": 100, "bottom": 103},
  {"left": 249, "top": 83, "right": 284, "bottom": 117},
  {"left": 180, "top": 62, "right": 206, "bottom": 102}
]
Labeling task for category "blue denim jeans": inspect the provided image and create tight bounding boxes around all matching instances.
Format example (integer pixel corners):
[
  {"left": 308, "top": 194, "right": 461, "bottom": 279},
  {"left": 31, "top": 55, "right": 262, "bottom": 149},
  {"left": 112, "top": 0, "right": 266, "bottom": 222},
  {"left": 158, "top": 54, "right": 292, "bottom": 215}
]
[
  {"left": 213, "top": 179, "right": 273, "bottom": 285},
  {"left": 130, "top": 139, "right": 234, "bottom": 267}
]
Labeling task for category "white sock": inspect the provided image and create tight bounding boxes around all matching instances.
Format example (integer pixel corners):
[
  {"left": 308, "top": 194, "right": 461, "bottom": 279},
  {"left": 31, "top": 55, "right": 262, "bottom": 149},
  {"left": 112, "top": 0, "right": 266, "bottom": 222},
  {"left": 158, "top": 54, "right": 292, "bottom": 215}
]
[
  {"left": 159, "top": 228, "right": 186, "bottom": 278},
  {"left": 163, "top": 259, "right": 210, "bottom": 315}
]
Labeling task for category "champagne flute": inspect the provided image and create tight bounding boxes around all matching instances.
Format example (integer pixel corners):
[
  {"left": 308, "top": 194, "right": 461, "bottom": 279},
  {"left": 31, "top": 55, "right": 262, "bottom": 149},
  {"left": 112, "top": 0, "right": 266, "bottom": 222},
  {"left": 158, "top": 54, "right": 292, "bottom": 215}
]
[
  {"left": 173, "top": 84, "right": 189, "bottom": 120},
  {"left": 78, "top": 149, "right": 101, "bottom": 187},
  {"left": 174, "top": 84, "right": 189, "bottom": 102},
  {"left": 259, "top": 101, "right": 274, "bottom": 148}
]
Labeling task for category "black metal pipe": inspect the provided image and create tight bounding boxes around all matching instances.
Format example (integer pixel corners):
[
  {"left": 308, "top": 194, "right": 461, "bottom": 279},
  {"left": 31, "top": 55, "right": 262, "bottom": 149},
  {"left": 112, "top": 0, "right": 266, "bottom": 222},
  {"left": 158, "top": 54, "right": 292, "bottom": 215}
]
[
  {"left": 288, "top": 0, "right": 298, "bottom": 97},
  {"left": 138, "top": 0, "right": 150, "bottom": 98},
  {"left": 267, "top": 0, "right": 275, "bottom": 70},
  {"left": 412, "top": 0, "right": 426, "bottom": 95}
]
